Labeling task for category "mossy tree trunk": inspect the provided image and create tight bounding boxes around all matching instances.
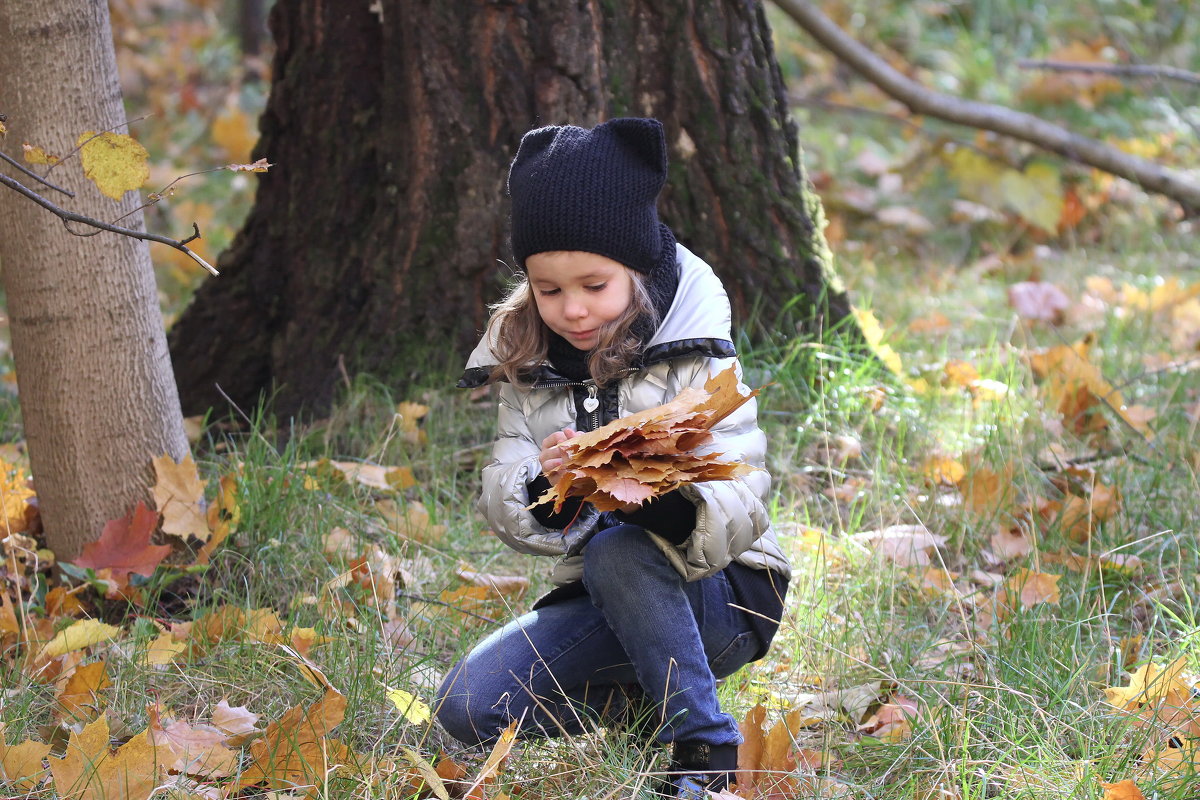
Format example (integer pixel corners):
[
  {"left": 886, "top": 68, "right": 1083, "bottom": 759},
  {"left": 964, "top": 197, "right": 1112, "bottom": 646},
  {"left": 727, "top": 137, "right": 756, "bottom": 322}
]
[{"left": 168, "top": 0, "right": 851, "bottom": 418}]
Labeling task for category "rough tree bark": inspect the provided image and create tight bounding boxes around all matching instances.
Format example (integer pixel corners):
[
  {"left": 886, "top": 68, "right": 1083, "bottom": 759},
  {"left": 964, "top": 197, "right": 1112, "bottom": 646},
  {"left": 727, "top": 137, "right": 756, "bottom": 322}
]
[
  {"left": 168, "top": 0, "right": 852, "bottom": 418},
  {"left": 0, "top": 0, "right": 188, "bottom": 558}
]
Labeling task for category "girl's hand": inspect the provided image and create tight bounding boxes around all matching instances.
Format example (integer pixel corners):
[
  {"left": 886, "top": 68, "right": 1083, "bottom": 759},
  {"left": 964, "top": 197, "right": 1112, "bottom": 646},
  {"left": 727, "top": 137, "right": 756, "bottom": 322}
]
[{"left": 539, "top": 428, "right": 579, "bottom": 478}]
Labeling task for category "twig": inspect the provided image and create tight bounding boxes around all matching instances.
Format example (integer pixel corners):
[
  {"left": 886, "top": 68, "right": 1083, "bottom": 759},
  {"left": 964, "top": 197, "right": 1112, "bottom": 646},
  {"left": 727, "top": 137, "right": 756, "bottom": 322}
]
[
  {"left": 1017, "top": 59, "right": 1200, "bottom": 87},
  {"left": 771, "top": 0, "right": 1200, "bottom": 216},
  {"left": 0, "top": 149, "right": 74, "bottom": 197},
  {"left": 0, "top": 171, "right": 218, "bottom": 276}
]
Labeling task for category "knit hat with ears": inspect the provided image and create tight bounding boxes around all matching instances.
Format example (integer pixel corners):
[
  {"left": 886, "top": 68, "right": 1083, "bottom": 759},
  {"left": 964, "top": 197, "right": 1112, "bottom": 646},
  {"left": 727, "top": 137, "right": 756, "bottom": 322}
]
[{"left": 507, "top": 117, "right": 677, "bottom": 276}]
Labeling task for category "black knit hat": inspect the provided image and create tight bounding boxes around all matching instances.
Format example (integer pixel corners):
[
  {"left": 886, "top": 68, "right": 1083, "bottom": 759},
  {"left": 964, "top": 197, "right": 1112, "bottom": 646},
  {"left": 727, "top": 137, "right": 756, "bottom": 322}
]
[{"left": 508, "top": 117, "right": 675, "bottom": 275}]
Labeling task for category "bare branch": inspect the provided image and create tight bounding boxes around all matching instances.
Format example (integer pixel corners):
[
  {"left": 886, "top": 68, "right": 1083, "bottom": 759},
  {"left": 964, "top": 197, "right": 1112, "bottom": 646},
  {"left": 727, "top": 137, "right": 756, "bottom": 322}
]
[
  {"left": 0, "top": 149, "right": 74, "bottom": 197},
  {"left": 772, "top": 0, "right": 1200, "bottom": 216},
  {"left": 0, "top": 172, "right": 219, "bottom": 276},
  {"left": 1017, "top": 59, "right": 1200, "bottom": 87}
]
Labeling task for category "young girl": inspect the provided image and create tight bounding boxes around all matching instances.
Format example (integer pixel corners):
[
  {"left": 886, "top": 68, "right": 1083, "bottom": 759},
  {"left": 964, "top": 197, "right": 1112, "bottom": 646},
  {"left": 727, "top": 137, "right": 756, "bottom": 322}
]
[{"left": 436, "top": 118, "right": 790, "bottom": 797}]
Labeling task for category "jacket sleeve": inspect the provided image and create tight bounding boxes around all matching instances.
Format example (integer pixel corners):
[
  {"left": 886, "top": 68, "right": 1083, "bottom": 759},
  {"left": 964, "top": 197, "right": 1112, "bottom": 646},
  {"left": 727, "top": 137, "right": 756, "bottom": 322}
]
[
  {"left": 654, "top": 356, "right": 772, "bottom": 581},
  {"left": 477, "top": 382, "right": 599, "bottom": 558}
]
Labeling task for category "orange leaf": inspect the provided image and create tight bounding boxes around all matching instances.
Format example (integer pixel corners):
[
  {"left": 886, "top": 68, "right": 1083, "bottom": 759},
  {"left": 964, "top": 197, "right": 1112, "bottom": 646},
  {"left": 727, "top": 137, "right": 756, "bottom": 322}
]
[
  {"left": 73, "top": 502, "right": 169, "bottom": 584},
  {"left": 1100, "top": 779, "right": 1145, "bottom": 800},
  {"left": 55, "top": 660, "right": 111, "bottom": 721},
  {"left": 239, "top": 689, "right": 349, "bottom": 791},
  {"left": 1005, "top": 568, "right": 1061, "bottom": 608}
]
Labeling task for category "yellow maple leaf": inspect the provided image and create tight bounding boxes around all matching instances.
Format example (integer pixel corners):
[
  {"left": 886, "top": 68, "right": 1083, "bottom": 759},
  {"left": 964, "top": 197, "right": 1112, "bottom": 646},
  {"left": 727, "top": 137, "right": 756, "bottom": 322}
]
[
  {"left": 56, "top": 660, "right": 111, "bottom": 721},
  {"left": 36, "top": 619, "right": 121, "bottom": 661},
  {"left": 1005, "top": 568, "right": 1061, "bottom": 608},
  {"left": 1104, "top": 656, "right": 1192, "bottom": 710},
  {"left": 0, "top": 730, "right": 52, "bottom": 791},
  {"left": 76, "top": 131, "right": 149, "bottom": 200},
  {"left": 152, "top": 453, "right": 210, "bottom": 542}
]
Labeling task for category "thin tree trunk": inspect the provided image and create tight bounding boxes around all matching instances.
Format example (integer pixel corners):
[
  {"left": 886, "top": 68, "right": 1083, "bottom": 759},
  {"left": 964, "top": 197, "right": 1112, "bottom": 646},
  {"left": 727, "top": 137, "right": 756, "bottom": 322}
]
[
  {"left": 168, "top": 0, "right": 851, "bottom": 418},
  {"left": 0, "top": 0, "right": 188, "bottom": 559}
]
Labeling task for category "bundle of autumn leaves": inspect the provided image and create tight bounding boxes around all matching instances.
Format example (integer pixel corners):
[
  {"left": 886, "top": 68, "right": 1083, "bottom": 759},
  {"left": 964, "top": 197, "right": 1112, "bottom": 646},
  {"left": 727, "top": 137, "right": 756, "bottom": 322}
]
[{"left": 533, "top": 365, "right": 760, "bottom": 513}]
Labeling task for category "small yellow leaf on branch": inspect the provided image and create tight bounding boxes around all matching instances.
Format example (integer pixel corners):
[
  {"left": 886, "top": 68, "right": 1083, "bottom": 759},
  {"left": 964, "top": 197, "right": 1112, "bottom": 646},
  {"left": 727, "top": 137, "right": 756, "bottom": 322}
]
[
  {"left": 77, "top": 131, "right": 149, "bottom": 199},
  {"left": 22, "top": 143, "right": 60, "bottom": 165}
]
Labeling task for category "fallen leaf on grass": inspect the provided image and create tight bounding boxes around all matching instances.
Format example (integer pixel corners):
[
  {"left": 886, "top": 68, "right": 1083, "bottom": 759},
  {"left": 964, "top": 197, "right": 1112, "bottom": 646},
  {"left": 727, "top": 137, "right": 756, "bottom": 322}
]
[
  {"left": 0, "top": 729, "right": 52, "bottom": 791},
  {"left": 238, "top": 689, "right": 351, "bottom": 793},
  {"left": 463, "top": 719, "right": 517, "bottom": 799},
  {"left": 990, "top": 524, "right": 1034, "bottom": 561},
  {"left": 36, "top": 619, "right": 121, "bottom": 662},
  {"left": 211, "top": 699, "right": 262, "bottom": 746},
  {"left": 148, "top": 704, "right": 240, "bottom": 778},
  {"left": 376, "top": 499, "right": 446, "bottom": 543},
  {"left": 304, "top": 459, "right": 416, "bottom": 492},
  {"left": 72, "top": 502, "right": 170, "bottom": 590},
  {"left": 1104, "top": 656, "right": 1192, "bottom": 710},
  {"left": 857, "top": 694, "right": 919, "bottom": 742},
  {"left": 1004, "top": 568, "right": 1061, "bottom": 609},
  {"left": 454, "top": 564, "right": 529, "bottom": 599},
  {"left": 48, "top": 716, "right": 164, "bottom": 800},
  {"left": 1100, "top": 778, "right": 1146, "bottom": 800},
  {"left": 55, "top": 660, "right": 111, "bottom": 721},
  {"left": 850, "top": 525, "right": 946, "bottom": 567},
  {"left": 386, "top": 688, "right": 432, "bottom": 725},
  {"left": 1009, "top": 281, "right": 1071, "bottom": 323},
  {"left": 152, "top": 453, "right": 210, "bottom": 542}
]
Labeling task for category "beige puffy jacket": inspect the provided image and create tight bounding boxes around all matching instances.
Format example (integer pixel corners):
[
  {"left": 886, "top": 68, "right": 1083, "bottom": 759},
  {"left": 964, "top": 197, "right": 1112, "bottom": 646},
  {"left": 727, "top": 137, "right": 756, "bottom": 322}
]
[{"left": 461, "top": 244, "right": 791, "bottom": 587}]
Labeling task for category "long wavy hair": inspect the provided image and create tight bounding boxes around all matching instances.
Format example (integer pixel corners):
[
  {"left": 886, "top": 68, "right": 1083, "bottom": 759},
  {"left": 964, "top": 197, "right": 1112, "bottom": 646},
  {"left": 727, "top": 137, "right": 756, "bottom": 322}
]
[{"left": 486, "top": 266, "right": 659, "bottom": 387}]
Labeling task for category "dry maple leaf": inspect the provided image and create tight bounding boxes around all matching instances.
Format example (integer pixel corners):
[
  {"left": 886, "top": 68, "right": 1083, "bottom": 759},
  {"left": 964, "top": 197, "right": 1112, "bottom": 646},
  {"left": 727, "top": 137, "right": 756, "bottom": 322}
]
[
  {"left": 0, "top": 729, "right": 52, "bottom": 792},
  {"left": 850, "top": 524, "right": 946, "bottom": 567},
  {"left": 1104, "top": 656, "right": 1193, "bottom": 710},
  {"left": 55, "top": 660, "right": 111, "bottom": 721},
  {"left": 1004, "top": 568, "right": 1061, "bottom": 609},
  {"left": 148, "top": 703, "right": 240, "bottom": 778},
  {"left": 1100, "top": 778, "right": 1146, "bottom": 800},
  {"left": 152, "top": 453, "right": 211, "bottom": 542},
  {"left": 73, "top": 501, "right": 170, "bottom": 586},
  {"left": 535, "top": 366, "right": 759, "bottom": 513},
  {"left": 47, "top": 716, "right": 164, "bottom": 800},
  {"left": 238, "top": 688, "right": 350, "bottom": 793}
]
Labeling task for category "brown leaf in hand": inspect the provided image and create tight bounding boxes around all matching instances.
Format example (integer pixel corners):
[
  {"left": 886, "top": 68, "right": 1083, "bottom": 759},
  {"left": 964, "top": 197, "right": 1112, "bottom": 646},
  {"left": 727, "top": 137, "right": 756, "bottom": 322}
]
[
  {"left": 73, "top": 502, "right": 169, "bottom": 586},
  {"left": 535, "top": 365, "right": 759, "bottom": 513}
]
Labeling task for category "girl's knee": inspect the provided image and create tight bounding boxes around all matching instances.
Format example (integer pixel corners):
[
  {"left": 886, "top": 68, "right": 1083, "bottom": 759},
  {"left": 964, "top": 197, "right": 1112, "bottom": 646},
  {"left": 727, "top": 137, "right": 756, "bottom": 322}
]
[{"left": 434, "top": 661, "right": 519, "bottom": 747}]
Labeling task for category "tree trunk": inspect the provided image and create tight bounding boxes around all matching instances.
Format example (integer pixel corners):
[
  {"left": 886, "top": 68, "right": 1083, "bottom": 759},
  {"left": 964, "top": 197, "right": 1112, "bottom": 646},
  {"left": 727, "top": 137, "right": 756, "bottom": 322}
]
[
  {"left": 168, "top": 0, "right": 851, "bottom": 418},
  {"left": 0, "top": 0, "right": 188, "bottom": 559}
]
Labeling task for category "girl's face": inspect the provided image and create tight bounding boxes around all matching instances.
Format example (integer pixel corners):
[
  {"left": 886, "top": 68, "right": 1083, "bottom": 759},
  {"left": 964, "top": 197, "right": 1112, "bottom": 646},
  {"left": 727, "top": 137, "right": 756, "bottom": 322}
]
[{"left": 526, "top": 251, "right": 635, "bottom": 351}]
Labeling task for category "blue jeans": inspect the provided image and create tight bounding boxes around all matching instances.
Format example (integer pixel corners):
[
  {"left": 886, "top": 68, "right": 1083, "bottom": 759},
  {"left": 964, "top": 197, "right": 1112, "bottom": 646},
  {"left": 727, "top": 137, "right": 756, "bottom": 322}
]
[{"left": 434, "top": 524, "right": 760, "bottom": 748}]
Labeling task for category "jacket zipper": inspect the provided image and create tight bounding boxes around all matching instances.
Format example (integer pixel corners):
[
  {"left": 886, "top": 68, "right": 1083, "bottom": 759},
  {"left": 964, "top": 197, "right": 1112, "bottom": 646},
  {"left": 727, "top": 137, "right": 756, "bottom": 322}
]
[{"left": 534, "top": 378, "right": 601, "bottom": 432}]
